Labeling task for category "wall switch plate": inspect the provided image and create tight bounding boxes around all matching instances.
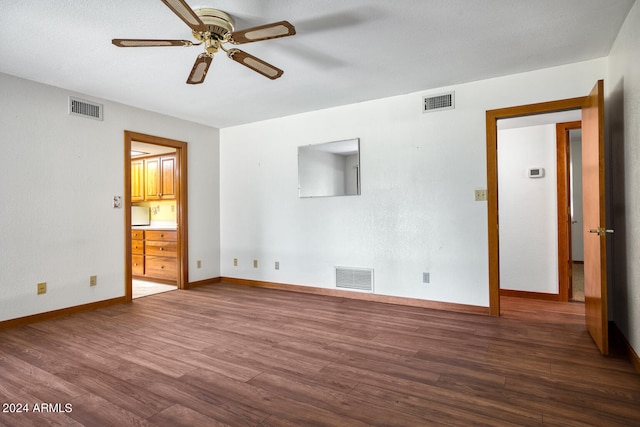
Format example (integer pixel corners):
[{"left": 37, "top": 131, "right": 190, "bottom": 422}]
[
  {"left": 475, "top": 189, "right": 488, "bottom": 201},
  {"left": 423, "top": 272, "right": 430, "bottom": 283},
  {"left": 90, "top": 275, "right": 97, "bottom": 286},
  {"left": 253, "top": 260, "right": 258, "bottom": 268},
  {"left": 233, "top": 258, "right": 238, "bottom": 266},
  {"left": 196, "top": 260, "right": 201, "bottom": 269},
  {"left": 37, "top": 282, "right": 47, "bottom": 295},
  {"left": 275, "top": 261, "right": 280, "bottom": 270}
]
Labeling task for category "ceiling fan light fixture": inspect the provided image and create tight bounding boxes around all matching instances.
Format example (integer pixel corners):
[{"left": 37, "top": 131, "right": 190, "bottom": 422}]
[{"left": 112, "top": 1, "right": 294, "bottom": 83}]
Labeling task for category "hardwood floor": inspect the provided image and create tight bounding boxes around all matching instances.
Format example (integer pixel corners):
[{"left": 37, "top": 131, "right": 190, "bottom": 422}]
[{"left": 1, "top": 283, "right": 639, "bottom": 426}]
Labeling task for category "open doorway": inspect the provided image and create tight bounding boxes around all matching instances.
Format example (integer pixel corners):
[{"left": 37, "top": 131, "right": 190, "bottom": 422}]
[
  {"left": 487, "top": 81, "right": 610, "bottom": 355},
  {"left": 495, "top": 112, "right": 581, "bottom": 303},
  {"left": 485, "top": 95, "right": 588, "bottom": 316},
  {"left": 563, "top": 123, "right": 585, "bottom": 302},
  {"left": 124, "top": 131, "right": 189, "bottom": 302}
]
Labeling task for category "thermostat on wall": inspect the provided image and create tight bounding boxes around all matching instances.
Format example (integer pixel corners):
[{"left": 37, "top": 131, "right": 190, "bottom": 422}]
[{"left": 528, "top": 167, "right": 545, "bottom": 178}]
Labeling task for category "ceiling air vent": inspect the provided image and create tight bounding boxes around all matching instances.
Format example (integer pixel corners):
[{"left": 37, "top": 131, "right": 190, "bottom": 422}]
[
  {"left": 335, "top": 267, "right": 374, "bottom": 293},
  {"left": 422, "top": 91, "right": 454, "bottom": 113},
  {"left": 69, "top": 96, "right": 103, "bottom": 121}
]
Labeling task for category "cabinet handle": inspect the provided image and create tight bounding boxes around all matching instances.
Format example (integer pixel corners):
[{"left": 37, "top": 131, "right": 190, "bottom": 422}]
[
  {"left": 160, "top": 234, "right": 164, "bottom": 238},
  {"left": 160, "top": 247, "right": 164, "bottom": 251},
  {"left": 160, "top": 265, "right": 165, "bottom": 269}
]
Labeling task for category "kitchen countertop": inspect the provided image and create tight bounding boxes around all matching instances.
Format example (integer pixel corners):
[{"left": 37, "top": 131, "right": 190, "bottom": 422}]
[
  {"left": 132, "top": 226, "right": 177, "bottom": 230},
  {"left": 132, "top": 222, "right": 177, "bottom": 230}
]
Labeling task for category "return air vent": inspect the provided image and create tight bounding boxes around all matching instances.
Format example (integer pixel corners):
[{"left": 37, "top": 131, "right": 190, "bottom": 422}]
[
  {"left": 69, "top": 96, "right": 103, "bottom": 121},
  {"left": 422, "top": 91, "right": 454, "bottom": 113},
  {"left": 335, "top": 267, "right": 374, "bottom": 293}
]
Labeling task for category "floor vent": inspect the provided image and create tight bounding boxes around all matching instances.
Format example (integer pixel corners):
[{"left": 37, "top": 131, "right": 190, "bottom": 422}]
[
  {"left": 335, "top": 267, "right": 374, "bottom": 293},
  {"left": 69, "top": 96, "right": 103, "bottom": 121},
  {"left": 422, "top": 91, "right": 454, "bottom": 113}
]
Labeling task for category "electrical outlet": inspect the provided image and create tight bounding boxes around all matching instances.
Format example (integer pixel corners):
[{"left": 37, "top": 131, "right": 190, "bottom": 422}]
[
  {"left": 475, "top": 189, "right": 488, "bottom": 201},
  {"left": 275, "top": 261, "right": 280, "bottom": 270},
  {"left": 253, "top": 260, "right": 258, "bottom": 268},
  {"left": 196, "top": 260, "right": 201, "bottom": 269},
  {"left": 37, "top": 282, "right": 47, "bottom": 295},
  {"left": 422, "top": 272, "right": 430, "bottom": 284},
  {"left": 90, "top": 275, "right": 97, "bottom": 286},
  {"left": 233, "top": 258, "right": 238, "bottom": 266}
]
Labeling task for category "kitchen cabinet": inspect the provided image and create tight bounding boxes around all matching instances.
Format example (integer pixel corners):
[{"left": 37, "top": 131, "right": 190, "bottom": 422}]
[
  {"left": 131, "top": 159, "right": 145, "bottom": 202},
  {"left": 131, "top": 229, "right": 177, "bottom": 283},
  {"left": 131, "top": 154, "right": 176, "bottom": 202},
  {"left": 145, "top": 155, "right": 176, "bottom": 200}
]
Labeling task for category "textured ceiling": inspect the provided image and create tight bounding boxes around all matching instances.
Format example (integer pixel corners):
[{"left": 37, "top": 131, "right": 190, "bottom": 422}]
[{"left": 0, "top": 0, "right": 635, "bottom": 128}]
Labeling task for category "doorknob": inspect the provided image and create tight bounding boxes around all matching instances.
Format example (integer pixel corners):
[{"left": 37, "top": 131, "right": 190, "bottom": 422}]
[{"left": 588, "top": 228, "right": 614, "bottom": 236}]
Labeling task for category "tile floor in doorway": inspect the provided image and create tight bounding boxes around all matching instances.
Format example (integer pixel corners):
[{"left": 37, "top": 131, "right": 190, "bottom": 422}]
[{"left": 132, "top": 279, "right": 177, "bottom": 299}]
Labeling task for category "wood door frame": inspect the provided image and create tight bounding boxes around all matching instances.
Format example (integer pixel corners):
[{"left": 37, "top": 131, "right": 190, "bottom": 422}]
[
  {"left": 124, "top": 131, "right": 189, "bottom": 302},
  {"left": 486, "top": 97, "right": 585, "bottom": 316},
  {"left": 556, "top": 121, "right": 582, "bottom": 302}
]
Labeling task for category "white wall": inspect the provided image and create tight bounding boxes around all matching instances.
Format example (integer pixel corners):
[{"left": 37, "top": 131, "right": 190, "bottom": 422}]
[
  {"left": 608, "top": 0, "right": 640, "bottom": 357},
  {"left": 0, "top": 73, "right": 220, "bottom": 322},
  {"left": 220, "top": 58, "right": 607, "bottom": 308},
  {"left": 498, "top": 125, "right": 558, "bottom": 294}
]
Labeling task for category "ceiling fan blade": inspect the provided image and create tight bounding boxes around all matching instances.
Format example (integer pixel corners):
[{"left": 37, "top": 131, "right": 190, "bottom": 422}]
[
  {"left": 187, "top": 53, "right": 212, "bottom": 84},
  {"left": 112, "top": 39, "right": 193, "bottom": 47},
  {"left": 229, "top": 21, "right": 296, "bottom": 44},
  {"left": 161, "top": 0, "right": 207, "bottom": 32},
  {"left": 227, "top": 49, "right": 283, "bottom": 80}
]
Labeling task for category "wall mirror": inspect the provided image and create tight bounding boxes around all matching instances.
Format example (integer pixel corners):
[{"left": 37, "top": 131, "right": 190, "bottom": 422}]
[{"left": 298, "top": 138, "right": 360, "bottom": 198}]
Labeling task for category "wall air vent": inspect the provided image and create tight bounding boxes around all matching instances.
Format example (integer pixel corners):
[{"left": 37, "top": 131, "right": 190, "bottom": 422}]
[
  {"left": 422, "top": 91, "right": 454, "bottom": 113},
  {"left": 335, "top": 267, "right": 374, "bottom": 293},
  {"left": 69, "top": 96, "right": 103, "bottom": 121}
]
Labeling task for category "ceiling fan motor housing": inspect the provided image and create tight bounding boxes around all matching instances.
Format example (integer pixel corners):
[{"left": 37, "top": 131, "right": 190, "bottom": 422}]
[{"left": 193, "top": 8, "right": 235, "bottom": 41}]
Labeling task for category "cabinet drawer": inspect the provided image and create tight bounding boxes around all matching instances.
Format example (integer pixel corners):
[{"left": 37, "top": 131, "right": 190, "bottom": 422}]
[
  {"left": 145, "top": 230, "right": 176, "bottom": 241},
  {"left": 132, "top": 255, "right": 144, "bottom": 276},
  {"left": 145, "top": 240, "right": 177, "bottom": 256},
  {"left": 132, "top": 240, "right": 145, "bottom": 254},
  {"left": 145, "top": 256, "right": 177, "bottom": 279},
  {"left": 131, "top": 229, "right": 144, "bottom": 240}
]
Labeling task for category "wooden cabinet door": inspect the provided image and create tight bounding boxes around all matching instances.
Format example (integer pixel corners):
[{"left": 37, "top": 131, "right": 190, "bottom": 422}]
[
  {"left": 144, "top": 155, "right": 175, "bottom": 200},
  {"left": 145, "top": 157, "right": 160, "bottom": 200},
  {"left": 159, "top": 155, "right": 176, "bottom": 200},
  {"left": 132, "top": 255, "right": 145, "bottom": 276},
  {"left": 131, "top": 159, "right": 145, "bottom": 202}
]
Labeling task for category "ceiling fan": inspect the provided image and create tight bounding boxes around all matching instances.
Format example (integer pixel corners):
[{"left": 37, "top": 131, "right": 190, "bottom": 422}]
[{"left": 112, "top": 0, "right": 296, "bottom": 84}]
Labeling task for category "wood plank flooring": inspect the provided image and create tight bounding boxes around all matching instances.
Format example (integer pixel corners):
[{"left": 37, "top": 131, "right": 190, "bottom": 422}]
[{"left": 1, "top": 283, "right": 639, "bottom": 426}]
